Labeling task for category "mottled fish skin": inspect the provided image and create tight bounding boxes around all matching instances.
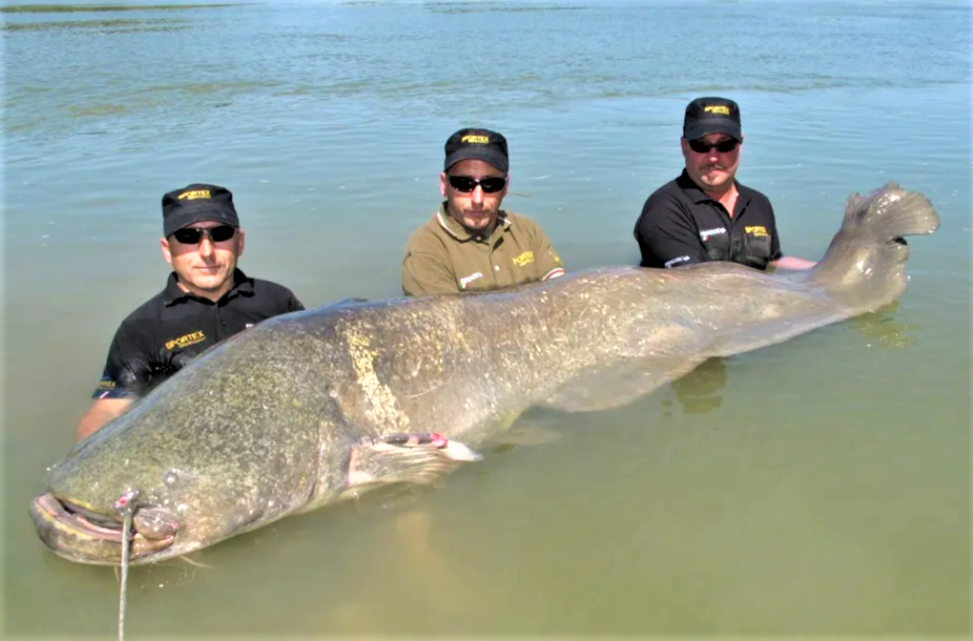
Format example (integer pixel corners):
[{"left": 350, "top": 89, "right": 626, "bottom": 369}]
[{"left": 30, "top": 183, "right": 939, "bottom": 565}]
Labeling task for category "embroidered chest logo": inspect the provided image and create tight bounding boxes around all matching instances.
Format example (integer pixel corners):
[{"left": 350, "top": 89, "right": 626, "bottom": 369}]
[
  {"left": 512, "top": 251, "right": 535, "bottom": 267},
  {"left": 165, "top": 330, "right": 207, "bottom": 351},
  {"left": 745, "top": 225, "right": 769, "bottom": 237},
  {"left": 458, "top": 272, "right": 484, "bottom": 289},
  {"left": 699, "top": 227, "right": 727, "bottom": 242}
]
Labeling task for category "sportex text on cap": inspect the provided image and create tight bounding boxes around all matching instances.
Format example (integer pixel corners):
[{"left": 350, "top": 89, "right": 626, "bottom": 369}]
[
  {"left": 161, "top": 183, "right": 241, "bottom": 237},
  {"left": 683, "top": 97, "right": 742, "bottom": 142},
  {"left": 443, "top": 128, "right": 509, "bottom": 173}
]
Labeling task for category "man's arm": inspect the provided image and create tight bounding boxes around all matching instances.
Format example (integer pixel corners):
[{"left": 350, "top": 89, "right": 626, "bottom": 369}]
[
  {"left": 769, "top": 256, "right": 817, "bottom": 270},
  {"left": 75, "top": 398, "right": 133, "bottom": 441},
  {"left": 401, "top": 250, "right": 460, "bottom": 297},
  {"left": 74, "top": 323, "right": 150, "bottom": 441},
  {"left": 634, "top": 193, "right": 708, "bottom": 268}
]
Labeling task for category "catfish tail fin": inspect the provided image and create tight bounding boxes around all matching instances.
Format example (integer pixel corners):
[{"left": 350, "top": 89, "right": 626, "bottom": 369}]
[
  {"left": 808, "top": 183, "right": 940, "bottom": 307},
  {"left": 834, "top": 182, "right": 939, "bottom": 241}
]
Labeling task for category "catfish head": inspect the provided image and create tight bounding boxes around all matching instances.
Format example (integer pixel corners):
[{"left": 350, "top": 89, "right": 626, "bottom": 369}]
[{"left": 29, "top": 359, "right": 329, "bottom": 566}]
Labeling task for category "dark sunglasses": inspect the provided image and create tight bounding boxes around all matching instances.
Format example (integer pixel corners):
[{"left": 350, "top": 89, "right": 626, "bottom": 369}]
[
  {"left": 171, "top": 225, "right": 236, "bottom": 245},
  {"left": 688, "top": 138, "right": 740, "bottom": 154},
  {"left": 447, "top": 175, "right": 507, "bottom": 194}
]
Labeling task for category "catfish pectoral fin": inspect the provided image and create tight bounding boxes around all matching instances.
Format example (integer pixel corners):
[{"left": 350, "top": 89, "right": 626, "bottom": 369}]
[{"left": 344, "top": 433, "right": 482, "bottom": 492}]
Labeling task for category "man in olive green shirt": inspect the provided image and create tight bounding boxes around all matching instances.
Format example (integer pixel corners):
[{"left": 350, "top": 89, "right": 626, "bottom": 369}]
[{"left": 401, "top": 128, "right": 566, "bottom": 297}]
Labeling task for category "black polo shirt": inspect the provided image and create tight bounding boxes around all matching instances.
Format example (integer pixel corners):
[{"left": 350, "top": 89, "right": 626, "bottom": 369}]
[
  {"left": 633, "top": 170, "right": 783, "bottom": 270},
  {"left": 92, "top": 269, "right": 304, "bottom": 399}
]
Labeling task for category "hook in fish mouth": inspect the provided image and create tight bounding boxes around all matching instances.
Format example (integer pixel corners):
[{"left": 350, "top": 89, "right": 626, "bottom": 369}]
[{"left": 29, "top": 493, "right": 179, "bottom": 566}]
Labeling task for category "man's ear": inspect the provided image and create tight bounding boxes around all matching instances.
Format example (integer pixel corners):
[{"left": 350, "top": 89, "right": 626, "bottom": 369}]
[
  {"left": 236, "top": 229, "right": 246, "bottom": 258},
  {"left": 439, "top": 172, "right": 449, "bottom": 197},
  {"left": 160, "top": 237, "right": 173, "bottom": 265}
]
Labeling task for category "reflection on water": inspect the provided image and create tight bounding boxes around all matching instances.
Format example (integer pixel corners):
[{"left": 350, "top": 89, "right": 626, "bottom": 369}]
[
  {"left": 658, "top": 301, "right": 922, "bottom": 418},
  {"left": 850, "top": 301, "right": 921, "bottom": 348},
  {"left": 663, "top": 358, "right": 728, "bottom": 416}
]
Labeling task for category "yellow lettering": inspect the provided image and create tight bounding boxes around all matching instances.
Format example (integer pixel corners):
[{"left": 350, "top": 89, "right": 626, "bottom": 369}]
[
  {"left": 178, "top": 189, "right": 211, "bottom": 201},
  {"left": 164, "top": 330, "right": 207, "bottom": 351},
  {"left": 704, "top": 105, "right": 731, "bottom": 116},
  {"left": 745, "top": 226, "right": 769, "bottom": 237},
  {"left": 512, "top": 251, "right": 535, "bottom": 267},
  {"left": 461, "top": 134, "right": 490, "bottom": 144}
]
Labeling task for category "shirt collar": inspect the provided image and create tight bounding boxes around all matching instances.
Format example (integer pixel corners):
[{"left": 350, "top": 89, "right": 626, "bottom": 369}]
[
  {"left": 163, "top": 268, "right": 254, "bottom": 307},
  {"left": 434, "top": 202, "right": 512, "bottom": 244}
]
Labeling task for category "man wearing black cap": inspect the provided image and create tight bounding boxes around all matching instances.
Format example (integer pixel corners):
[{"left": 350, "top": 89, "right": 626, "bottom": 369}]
[
  {"left": 74, "top": 184, "right": 304, "bottom": 441},
  {"left": 633, "top": 97, "right": 815, "bottom": 271},
  {"left": 401, "top": 128, "right": 565, "bottom": 296}
]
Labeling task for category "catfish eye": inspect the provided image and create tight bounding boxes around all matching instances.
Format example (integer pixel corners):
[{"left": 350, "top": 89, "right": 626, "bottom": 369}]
[{"left": 164, "top": 471, "right": 178, "bottom": 486}]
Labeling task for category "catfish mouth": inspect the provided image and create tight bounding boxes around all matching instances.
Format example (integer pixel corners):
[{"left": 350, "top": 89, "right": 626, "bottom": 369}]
[{"left": 29, "top": 493, "right": 177, "bottom": 566}]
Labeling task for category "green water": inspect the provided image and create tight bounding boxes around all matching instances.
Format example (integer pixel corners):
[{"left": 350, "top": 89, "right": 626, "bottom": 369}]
[{"left": 3, "top": 0, "right": 970, "bottom": 637}]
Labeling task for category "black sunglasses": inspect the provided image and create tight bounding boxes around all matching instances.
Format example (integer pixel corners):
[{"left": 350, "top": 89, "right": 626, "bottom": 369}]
[
  {"left": 688, "top": 138, "right": 740, "bottom": 154},
  {"left": 172, "top": 225, "right": 236, "bottom": 245},
  {"left": 447, "top": 175, "right": 507, "bottom": 194}
]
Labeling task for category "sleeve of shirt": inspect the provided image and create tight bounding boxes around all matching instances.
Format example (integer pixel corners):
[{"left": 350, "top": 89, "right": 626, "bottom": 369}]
[
  {"left": 768, "top": 205, "right": 783, "bottom": 261},
  {"left": 634, "top": 192, "right": 708, "bottom": 268},
  {"left": 401, "top": 249, "right": 460, "bottom": 297},
  {"left": 527, "top": 220, "right": 566, "bottom": 280},
  {"left": 284, "top": 290, "right": 305, "bottom": 312},
  {"left": 91, "top": 321, "right": 153, "bottom": 400}
]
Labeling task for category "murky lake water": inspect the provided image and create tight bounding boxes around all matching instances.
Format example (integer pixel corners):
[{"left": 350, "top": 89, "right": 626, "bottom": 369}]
[{"left": 3, "top": 0, "right": 970, "bottom": 636}]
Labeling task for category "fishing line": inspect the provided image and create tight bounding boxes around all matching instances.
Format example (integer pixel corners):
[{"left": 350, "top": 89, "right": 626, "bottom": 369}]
[
  {"left": 119, "top": 509, "right": 133, "bottom": 641},
  {"left": 114, "top": 489, "right": 139, "bottom": 641}
]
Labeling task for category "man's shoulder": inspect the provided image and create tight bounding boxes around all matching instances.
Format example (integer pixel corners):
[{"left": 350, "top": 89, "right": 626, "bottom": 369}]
[
  {"left": 640, "top": 177, "right": 692, "bottom": 221},
  {"left": 657, "top": 175, "right": 686, "bottom": 196},
  {"left": 404, "top": 213, "right": 450, "bottom": 254},
  {"left": 115, "top": 286, "right": 169, "bottom": 332},
  {"left": 248, "top": 277, "right": 299, "bottom": 300},
  {"left": 736, "top": 181, "right": 773, "bottom": 207}
]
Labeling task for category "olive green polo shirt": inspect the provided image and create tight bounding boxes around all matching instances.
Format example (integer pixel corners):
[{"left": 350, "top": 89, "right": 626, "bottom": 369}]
[{"left": 401, "top": 204, "right": 566, "bottom": 296}]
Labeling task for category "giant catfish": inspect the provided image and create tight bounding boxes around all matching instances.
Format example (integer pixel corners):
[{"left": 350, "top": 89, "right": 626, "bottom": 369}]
[{"left": 30, "top": 183, "right": 940, "bottom": 565}]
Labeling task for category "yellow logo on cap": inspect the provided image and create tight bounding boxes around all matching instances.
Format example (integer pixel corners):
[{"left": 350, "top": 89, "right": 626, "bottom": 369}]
[
  {"left": 461, "top": 134, "right": 490, "bottom": 144},
  {"left": 704, "top": 105, "right": 731, "bottom": 116},
  {"left": 745, "top": 225, "right": 769, "bottom": 237},
  {"left": 178, "top": 189, "right": 211, "bottom": 200}
]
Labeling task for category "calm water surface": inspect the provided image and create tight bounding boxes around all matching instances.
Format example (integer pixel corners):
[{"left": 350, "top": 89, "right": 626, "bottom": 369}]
[{"left": 3, "top": 0, "right": 970, "bottom": 637}]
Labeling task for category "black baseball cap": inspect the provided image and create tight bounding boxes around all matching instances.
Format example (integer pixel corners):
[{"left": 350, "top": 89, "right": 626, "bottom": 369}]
[
  {"left": 444, "top": 128, "right": 509, "bottom": 173},
  {"left": 683, "top": 97, "right": 742, "bottom": 141},
  {"left": 161, "top": 183, "right": 240, "bottom": 237}
]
